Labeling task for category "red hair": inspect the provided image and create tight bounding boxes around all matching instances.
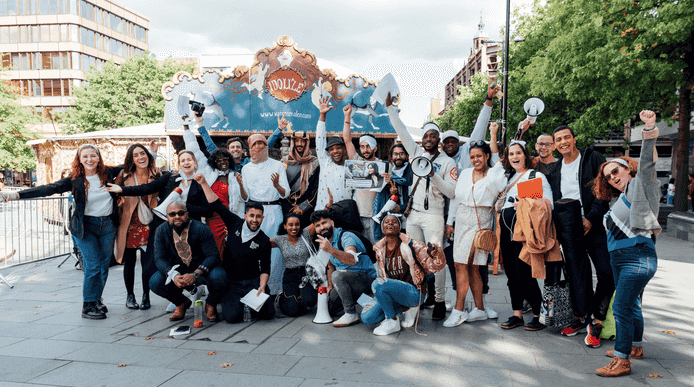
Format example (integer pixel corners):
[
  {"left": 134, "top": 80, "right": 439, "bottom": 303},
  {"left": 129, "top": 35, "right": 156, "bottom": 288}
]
[
  {"left": 70, "top": 145, "right": 108, "bottom": 192},
  {"left": 591, "top": 156, "right": 638, "bottom": 201}
]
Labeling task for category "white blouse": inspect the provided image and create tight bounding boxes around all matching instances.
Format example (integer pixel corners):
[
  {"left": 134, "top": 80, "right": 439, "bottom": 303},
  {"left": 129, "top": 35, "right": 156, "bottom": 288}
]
[
  {"left": 84, "top": 175, "right": 113, "bottom": 217},
  {"left": 447, "top": 161, "right": 506, "bottom": 225}
]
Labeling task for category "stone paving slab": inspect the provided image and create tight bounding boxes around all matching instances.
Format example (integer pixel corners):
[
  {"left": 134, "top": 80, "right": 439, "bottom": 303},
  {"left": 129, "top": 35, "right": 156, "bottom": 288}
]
[
  {"left": 158, "top": 370, "right": 304, "bottom": 387},
  {"left": 0, "top": 356, "right": 69, "bottom": 383},
  {"left": 27, "top": 362, "right": 181, "bottom": 387}
]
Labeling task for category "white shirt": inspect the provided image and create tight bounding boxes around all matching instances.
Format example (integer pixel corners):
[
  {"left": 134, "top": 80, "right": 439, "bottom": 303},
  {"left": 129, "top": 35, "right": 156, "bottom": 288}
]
[
  {"left": 84, "top": 175, "right": 113, "bottom": 217},
  {"left": 315, "top": 121, "right": 354, "bottom": 210},
  {"left": 448, "top": 162, "right": 507, "bottom": 225},
  {"left": 241, "top": 159, "right": 290, "bottom": 202},
  {"left": 501, "top": 170, "right": 553, "bottom": 210},
  {"left": 561, "top": 154, "right": 583, "bottom": 215}
]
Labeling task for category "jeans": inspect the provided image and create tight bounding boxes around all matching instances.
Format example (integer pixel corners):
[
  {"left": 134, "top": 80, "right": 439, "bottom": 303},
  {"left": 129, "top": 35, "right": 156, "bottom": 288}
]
[
  {"left": 407, "top": 210, "right": 446, "bottom": 302},
  {"left": 219, "top": 278, "right": 275, "bottom": 323},
  {"left": 149, "top": 267, "right": 227, "bottom": 307},
  {"left": 611, "top": 244, "right": 657, "bottom": 359},
  {"left": 73, "top": 216, "right": 116, "bottom": 303},
  {"left": 361, "top": 278, "right": 424, "bottom": 324},
  {"left": 279, "top": 266, "right": 318, "bottom": 317},
  {"left": 331, "top": 269, "right": 374, "bottom": 315}
]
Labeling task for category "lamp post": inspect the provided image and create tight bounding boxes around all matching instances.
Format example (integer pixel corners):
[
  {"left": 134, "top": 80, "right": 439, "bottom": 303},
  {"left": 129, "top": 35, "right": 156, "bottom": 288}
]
[{"left": 501, "top": 0, "right": 511, "bottom": 146}]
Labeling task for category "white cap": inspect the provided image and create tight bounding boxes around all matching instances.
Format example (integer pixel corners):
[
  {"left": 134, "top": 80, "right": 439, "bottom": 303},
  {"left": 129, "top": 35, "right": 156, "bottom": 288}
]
[
  {"left": 421, "top": 122, "right": 440, "bottom": 137},
  {"left": 441, "top": 130, "right": 459, "bottom": 142}
]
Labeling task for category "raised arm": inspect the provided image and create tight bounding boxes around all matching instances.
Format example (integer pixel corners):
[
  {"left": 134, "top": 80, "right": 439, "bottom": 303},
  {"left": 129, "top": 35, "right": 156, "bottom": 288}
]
[
  {"left": 468, "top": 80, "right": 499, "bottom": 142},
  {"left": 342, "top": 105, "right": 357, "bottom": 160},
  {"left": 267, "top": 113, "right": 289, "bottom": 149},
  {"left": 386, "top": 93, "right": 420, "bottom": 158},
  {"left": 193, "top": 115, "right": 219, "bottom": 153},
  {"left": 194, "top": 173, "right": 242, "bottom": 228},
  {"left": 316, "top": 96, "right": 334, "bottom": 165},
  {"left": 637, "top": 110, "right": 660, "bottom": 214},
  {"left": 15, "top": 177, "right": 72, "bottom": 199}
]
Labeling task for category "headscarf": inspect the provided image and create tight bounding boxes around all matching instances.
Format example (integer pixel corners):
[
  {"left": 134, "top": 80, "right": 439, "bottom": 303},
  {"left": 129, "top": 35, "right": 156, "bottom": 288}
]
[
  {"left": 282, "top": 135, "right": 317, "bottom": 198},
  {"left": 248, "top": 134, "right": 268, "bottom": 164}
]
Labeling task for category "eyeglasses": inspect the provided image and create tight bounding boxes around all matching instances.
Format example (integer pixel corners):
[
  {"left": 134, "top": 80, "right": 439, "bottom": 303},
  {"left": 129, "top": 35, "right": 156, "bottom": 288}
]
[
  {"left": 469, "top": 140, "right": 486, "bottom": 148},
  {"left": 391, "top": 152, "right": 407, "bottom": 157},
  {"left": 603, "top": 166, "right": 622, "bottom": 182},
  {"left": 536, "top": 142, "right": 553, "bottom": 148},
  {"left": 167, "top": 210, "right": 188, "bottom": 217}
]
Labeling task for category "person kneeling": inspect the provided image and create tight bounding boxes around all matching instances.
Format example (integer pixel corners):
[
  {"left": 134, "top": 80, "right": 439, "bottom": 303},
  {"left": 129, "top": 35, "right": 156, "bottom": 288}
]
[
  {"left": 195, "top": 174, "right": 275, "bottom": 322},
  {"left": 311, "top": 210, "right": 377, "bottom": 328},
  {"left": 150, "top": 201, "right": 226, "bottom": 322},
  {"left": 362, "top": 214, "right": 446, "bottom": 336}
]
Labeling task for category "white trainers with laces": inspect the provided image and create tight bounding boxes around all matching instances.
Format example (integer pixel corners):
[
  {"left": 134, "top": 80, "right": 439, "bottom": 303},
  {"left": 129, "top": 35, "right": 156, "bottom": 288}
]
[
  {"left": 374, "top": 317, "right": 401, "bottom": 336},
  {"left": 443, "top": 309, "right": 468, "bottom": 328},
  {"left": 333, "top": 313, "right": 360, "bottom": 327},
  {"left": 400, "top": 306, "right": 419, "bottom": 328},
  {"left": 466, "top": 307, "right": 488, "bottom": 322},
  {"left": 486, "top": 306, "right": 498, "bottom": 319}
]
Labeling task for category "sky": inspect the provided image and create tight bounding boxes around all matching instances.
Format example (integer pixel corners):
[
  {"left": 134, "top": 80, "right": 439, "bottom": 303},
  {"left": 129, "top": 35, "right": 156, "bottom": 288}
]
[{"left": 116, "top": 0, "right": 510, "bottom": 127}]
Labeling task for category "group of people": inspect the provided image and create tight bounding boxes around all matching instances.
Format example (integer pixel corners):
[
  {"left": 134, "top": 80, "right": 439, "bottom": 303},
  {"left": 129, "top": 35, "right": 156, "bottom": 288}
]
[{"left": 0, "top": 81, "right": 662, "bottom": 378}]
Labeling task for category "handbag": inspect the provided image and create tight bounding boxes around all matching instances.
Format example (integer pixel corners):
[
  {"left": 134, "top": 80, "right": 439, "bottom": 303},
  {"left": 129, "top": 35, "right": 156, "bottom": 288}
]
[
  {"left": 134, "top": 175, "right": 153, "bottom": 225},
  {"left": 539, "top": 262, "right": 574, "bottom": 328},
  {"left": 471, "top": 185, "right": 497, "bottom": 252}
]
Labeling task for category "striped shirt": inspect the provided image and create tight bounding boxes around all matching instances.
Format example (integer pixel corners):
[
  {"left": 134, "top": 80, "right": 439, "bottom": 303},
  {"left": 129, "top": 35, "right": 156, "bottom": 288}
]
[{"left": 604, "top": 190, "right": 654, "bottom": 252}]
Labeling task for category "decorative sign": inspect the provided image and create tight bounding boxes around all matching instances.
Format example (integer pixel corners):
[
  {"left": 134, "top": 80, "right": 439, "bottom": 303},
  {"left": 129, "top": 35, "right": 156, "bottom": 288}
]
[{"left": 162, "top": 36, "right": 400, "bottom": 137}]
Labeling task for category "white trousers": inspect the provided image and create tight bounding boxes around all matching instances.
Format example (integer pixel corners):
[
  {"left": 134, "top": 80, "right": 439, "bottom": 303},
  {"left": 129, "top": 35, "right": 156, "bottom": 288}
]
[{"left": 406, "top": 210, "right": 446, "bottom": 302}]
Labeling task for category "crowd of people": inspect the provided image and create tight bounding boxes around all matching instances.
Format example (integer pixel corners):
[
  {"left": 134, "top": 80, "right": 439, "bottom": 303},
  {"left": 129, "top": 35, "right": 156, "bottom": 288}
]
[{"left": 0, "top": 81, "right": 663, "bottom": 378}]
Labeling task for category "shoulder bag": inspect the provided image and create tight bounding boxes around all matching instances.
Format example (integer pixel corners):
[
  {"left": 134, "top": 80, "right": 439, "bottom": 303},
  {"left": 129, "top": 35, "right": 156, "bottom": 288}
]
[
  {"left": 472, "top": 185, "right": 497, "bottom": 252},
  {"left": 134, "top": 175, "right": 154, "bottom": 225}
]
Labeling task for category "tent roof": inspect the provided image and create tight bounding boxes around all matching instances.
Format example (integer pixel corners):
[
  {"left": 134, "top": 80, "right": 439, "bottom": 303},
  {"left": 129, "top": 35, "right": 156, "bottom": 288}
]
[{"left": 27, "top": 123, "right": 167, "bottom": 145}]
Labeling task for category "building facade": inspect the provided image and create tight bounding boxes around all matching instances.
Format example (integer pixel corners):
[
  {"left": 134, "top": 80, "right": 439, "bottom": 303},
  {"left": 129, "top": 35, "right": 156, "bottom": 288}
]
[
  {"left": 0, "top": 0, "right": 149, "bottom": 122},
  {"left": 444, "top": 16, "right": 500, "bottom": 110}
]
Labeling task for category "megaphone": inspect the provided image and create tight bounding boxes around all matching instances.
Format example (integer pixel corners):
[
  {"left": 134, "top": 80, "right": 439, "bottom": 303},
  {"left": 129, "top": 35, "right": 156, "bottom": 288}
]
[
  {"left": 152, "top": 190, "right": 182, "bottom": 220},
  {"left": 411, "top": 155, "right": 433, "bottom": 178},
  {"left": 523, "top": 97, "right": 545, "bottom": 125},
  {"left": 313, "top": 287, "right": 332, "bottom": 324}
]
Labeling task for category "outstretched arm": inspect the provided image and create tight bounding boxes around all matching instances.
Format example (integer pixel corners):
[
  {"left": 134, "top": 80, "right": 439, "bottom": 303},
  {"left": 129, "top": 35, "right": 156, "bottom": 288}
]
[
  {"left": 386, "top": 93, "right": 421, "bottom": 158},
  {"left": 193, "top": 115, "right": 219, "bottom": 153},
  {"left": 342, "top": 105, "right": 356, "bottom": 160},
  {"left": 267, "top": 113, "right": 289, "bottom": 149},
  {"left": 316, "top": 96, "right": 334, "bottom": 165}
]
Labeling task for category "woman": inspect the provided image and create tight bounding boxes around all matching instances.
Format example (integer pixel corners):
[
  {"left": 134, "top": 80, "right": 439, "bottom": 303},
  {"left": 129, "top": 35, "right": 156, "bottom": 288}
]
[
  {"left": 361, "top": 214, "right": 446, "bottom": 336},
  {"left": 367, "top": 163, "right": 384, "bottom": 188},
  {"left": 498, "top": 140, "right": 553, "bottom": 331},
  {"left": 270, "top": 214, "right": 318, "bottom": 317},
  {"left": 114, "top": 143, "right": 161, "bottom": 310},
  {"left": 593, "top": 110, "right": 660, "bottom": 377},
  {"left": 2, "top": 144, "right": 122, "bottom": 320},
  {"left": 444, "top": 125, "right": 506, "bottom": 328}
]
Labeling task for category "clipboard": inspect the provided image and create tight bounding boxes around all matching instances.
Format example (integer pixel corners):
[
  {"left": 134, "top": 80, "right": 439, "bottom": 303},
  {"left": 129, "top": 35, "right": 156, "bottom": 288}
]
[{"left": 517, "top": 178, "right": 543, "bottom": 199}]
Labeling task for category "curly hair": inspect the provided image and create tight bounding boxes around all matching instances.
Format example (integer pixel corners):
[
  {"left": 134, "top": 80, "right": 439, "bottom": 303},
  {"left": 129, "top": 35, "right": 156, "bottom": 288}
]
[
  {"left": 591, "top": 156, "right": 638, "bottom": 201},
  {"left": 207, "top": 148, "right": 236, "bottom": 171}
]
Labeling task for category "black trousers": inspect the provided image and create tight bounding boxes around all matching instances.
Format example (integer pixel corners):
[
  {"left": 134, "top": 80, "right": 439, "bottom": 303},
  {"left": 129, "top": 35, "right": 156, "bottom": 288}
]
[
  {"left": 500, "top": 207, "right": 542, "bottom": 314},
  {"left": 219, "top": 278, "right": 275, "bottom": 323},
  {"left": 279, "top": 267, "right": 317, "bottom": 317},
  {"left": 122, "top": 247, "right": 156, "bottom": 295}
]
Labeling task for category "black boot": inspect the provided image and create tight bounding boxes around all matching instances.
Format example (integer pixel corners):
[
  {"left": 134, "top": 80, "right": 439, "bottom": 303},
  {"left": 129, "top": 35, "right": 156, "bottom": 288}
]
[
  {"left": 432, "top": 301, "right": 446, "bottom": 320},
  {"left": 140, "top": 293, "right": 151, "bottom": 310},
  {"left": 82, "top": 302, "right": 106, "bottom": 320},
  {"left": 524, "top": 316, "right": 546, "bottom": 331},
  {"left": 423, "top": 278, "right": 436, "bottom": 308},
  {"left": 96, "top": 299, "right": 108, "bottom": 314},
  {"left": 126, "top": 294, "right": 139, "bottom": 310}
]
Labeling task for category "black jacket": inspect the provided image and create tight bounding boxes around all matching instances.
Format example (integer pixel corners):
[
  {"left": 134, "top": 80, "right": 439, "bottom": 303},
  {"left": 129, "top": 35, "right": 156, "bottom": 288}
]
[
  {"left": 153, "top": 219, "right": 220, "bottom": 276},
  {"left": 18, "top": 166, "right": 123, "bottom": 239},
  {"left": 546, "top": 148, "right": 610, "bottom": 228}
]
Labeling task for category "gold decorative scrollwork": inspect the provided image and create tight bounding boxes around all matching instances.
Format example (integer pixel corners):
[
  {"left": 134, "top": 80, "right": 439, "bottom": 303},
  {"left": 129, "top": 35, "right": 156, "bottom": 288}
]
[{"left": 277, "top": 35, "right": 294, "bottom": 47}]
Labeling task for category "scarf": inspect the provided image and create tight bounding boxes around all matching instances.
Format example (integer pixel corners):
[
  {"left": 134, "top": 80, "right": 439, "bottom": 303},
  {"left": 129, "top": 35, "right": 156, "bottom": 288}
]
[
  {"left": 175, "top": 171, "right": 195, "bottom": 183},
  {"left": 172, "top": 222, "right": 192, "bottom": 267},
  {"left": 241, "top": 221, "right": 260, "bottom": 243},
  {"left": 282, "top": 136, "right": 317, "bottom": 199},
  {"left": 248, "top": 134, "right": 269, "bottom": 163}
]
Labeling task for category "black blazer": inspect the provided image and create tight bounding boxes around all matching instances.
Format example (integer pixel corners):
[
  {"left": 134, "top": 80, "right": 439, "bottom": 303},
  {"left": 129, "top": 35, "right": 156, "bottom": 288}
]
[
  {"left": 18, "top": 166, "right": 123, "bottom": 239},
  {"left": 119, "top": 172, "right": 213, "bottom": 221}
]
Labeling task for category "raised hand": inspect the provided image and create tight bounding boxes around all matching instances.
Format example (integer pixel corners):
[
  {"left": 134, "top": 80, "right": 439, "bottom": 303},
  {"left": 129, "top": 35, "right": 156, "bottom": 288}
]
[
  {"left": 640, "top": 110, "right": 656, "bottom": 128},
  {"left": 149, "top": 140, "right": 159, "bottom": 154},
  {"left": 487, "top": 77, "right": 501, "bottom": 98},
  {"left": 315, "top": 234, "right": 332, "bottom": 253},
  {"left": 326, "top": 188, "right": 334, "bottom": 209},
  {"left": 319, "top": 95, "right": 334, "bottom": 115},
  {"left": 343, "top": 104, "right": 352, "bottom": 119},
  {"left": 193, "top": 173, "right": 206, "bottom": 185},
  {"left": 278, "top": 113, "right": 289, "bottom": 130},
  {"left": 270, "top": 172, "right": 280, "bottom": 187},
  {"left": 385, "top": 92, "right": 394, "bottom": 108},
  {"left": 490, "top": 122, "right": 499, "bottom": 138}
]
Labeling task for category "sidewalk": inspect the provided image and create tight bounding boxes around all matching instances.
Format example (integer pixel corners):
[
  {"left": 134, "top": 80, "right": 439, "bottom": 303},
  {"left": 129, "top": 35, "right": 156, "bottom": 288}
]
[{"left": 1, "top": 235, "right": 693, "bottom": 387}]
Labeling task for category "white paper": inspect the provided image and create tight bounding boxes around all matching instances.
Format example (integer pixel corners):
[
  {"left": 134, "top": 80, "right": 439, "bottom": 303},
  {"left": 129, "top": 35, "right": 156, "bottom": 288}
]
[
  {"left": 373, "top": 73, "right": 400, "bottom": 105},
  {"left": 357, "top": 293, "right": 373, "bottom": 308},
  {"left": 344, "top": 160, "right": 388, "bottom": 191},
  {"left": 240, "top": 289, "right": 270, "bottom": 312},
  {"left": 177, "top": 96, "right": 190, "bottom": 116},
  {"left": 169, "top": 326, "right": 190, "bottom": 338}
]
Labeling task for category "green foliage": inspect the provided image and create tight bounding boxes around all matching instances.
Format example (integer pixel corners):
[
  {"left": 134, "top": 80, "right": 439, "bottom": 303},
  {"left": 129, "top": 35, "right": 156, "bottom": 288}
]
[
  {"left": 435, "top": 73, "right": 501, "bottom": 138},
  {"left": 60, "top": 52, "right": 194, "bottom": 133},
  {"left": 0, "top": 66, "right": 39, "bottom": 171}
]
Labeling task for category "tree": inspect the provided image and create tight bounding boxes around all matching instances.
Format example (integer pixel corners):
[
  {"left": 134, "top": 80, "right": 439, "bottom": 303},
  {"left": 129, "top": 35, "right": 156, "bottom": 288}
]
[
  {"left": 435, "top": 73, "right": 501, "bottom": 138},
  {"left": 60, "top": 52, "right": 195, "bottom": 133},
  {"left": 0, "top": 68, "right": 38, "bottom": 171}
]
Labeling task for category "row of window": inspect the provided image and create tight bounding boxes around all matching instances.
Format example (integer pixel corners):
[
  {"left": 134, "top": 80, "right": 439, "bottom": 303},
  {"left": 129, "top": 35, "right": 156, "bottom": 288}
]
[
  {"left": 3, "top": 51, "right": 106, "bottom": 72},
  {"left": 0, "top": 0, "right": 147, "bottom": 43},
  {"left": 8, "top": 78, "right": 75, "bottom": 97},
  {"left": 0, "top": 24, "right": 146, "bottom": 58}
]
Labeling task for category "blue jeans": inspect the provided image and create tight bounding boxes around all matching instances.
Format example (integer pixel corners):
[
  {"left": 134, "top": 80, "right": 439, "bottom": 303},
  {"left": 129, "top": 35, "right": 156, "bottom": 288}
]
[
  {"left": 361, "top": 278, "right": 424, "bottom": 324},
  {"left": 72, "top": 216, "right": 116, "bottom": 303},
  {"left": 610, "top": 243, "right": 657, "bottom": 359}
]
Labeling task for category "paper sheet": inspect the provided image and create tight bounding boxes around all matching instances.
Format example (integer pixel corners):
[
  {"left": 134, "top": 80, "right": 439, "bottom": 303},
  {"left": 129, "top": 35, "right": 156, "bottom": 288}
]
[
  {"left": 373, "top": 73, "right": 400, "bottom": 105},
  {"left": 240, "top": 289, "right": 270, "bottom": 311}
]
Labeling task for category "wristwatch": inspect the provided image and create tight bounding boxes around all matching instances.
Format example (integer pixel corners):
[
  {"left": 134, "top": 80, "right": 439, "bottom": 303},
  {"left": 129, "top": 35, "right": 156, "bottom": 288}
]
[
  {"left": 485, "top": 95, "right": 494, "bottom": 101},
  {"left": 193, "top": 271, "right": 200, "bottom": 279}
]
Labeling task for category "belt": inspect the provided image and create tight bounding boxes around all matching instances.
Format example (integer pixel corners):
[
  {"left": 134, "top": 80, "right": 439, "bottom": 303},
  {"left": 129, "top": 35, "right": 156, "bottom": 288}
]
[
  {"left": 255, "top": 200, "right": 281, "bottom": 206},
  {"left": 84, "top": 215, "right": 111, "bottom": 220}
]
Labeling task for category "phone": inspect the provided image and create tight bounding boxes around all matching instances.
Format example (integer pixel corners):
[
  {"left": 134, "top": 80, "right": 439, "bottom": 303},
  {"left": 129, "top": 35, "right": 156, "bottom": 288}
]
[{"left": 174, "top": 325, "right": 190, "bottom": 333}]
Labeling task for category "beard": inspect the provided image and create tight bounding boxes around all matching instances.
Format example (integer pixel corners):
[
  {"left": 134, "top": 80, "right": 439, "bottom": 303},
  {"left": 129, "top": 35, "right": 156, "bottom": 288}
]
[
  {"left": 171, "top": 219, "right": 190, "bottom": 234},
  {"left": 319, "top": 226, "right": 334, "bottom": 241}
]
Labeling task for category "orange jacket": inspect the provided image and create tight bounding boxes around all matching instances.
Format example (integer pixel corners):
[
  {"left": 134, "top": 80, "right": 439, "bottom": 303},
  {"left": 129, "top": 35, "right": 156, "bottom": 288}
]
[{"left": 513, "top": 198, "right": 562, "bottom": 279}]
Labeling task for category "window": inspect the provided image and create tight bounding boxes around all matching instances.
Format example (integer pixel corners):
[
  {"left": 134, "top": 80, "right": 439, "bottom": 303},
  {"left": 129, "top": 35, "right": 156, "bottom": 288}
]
[
  {"left": 94, "top": 7, "right": 100, "bottom": 24},
  {"left": 20, "top": 25, "right": 27, "bottom": 43},
  {"left": 110, "top": 14, "right": 116, "bottom": 30},
  {"left": 21, "top": 80, "right": 30, "bottom": 96},
  {"left": 41, "top": 52, "right": 50, "bottom": 69},
  {"left": 71, "top": 52, "right": 79, "bottom": 70},
  {"left": 49, "top": 0, "right": 58, "bottom": 14},
  {"left": 40, "top": 25, "right": 49, "bottom": 42},
  {"left": 8, "top": 0, "right": 18, "bottom": 16},
  {"left": 104, "top": 10, "right": 109, "bottom": 28},
  {"left": 70, "top": 25, "right": 78, "bottom": 43},
  {"left": 79, "top": 0, "right": 85, "bottom": 17},
  {"left": 32, "top": 80, "right": 41, "bottom": 96},
  {"left": 1, "top": 53, "right": 9, "bottom": 68},
  {"left": 40, "top": 0, "right": 48, "bottom": 14},
  {"left": 21, "top": 53, "right": 30, "bottom": 70},
  {"left": 63, "top": 79, "right": 70, "bottom": 95},
  {"left": 50, "top": 24, "right": 60, "bottom": 42},
  {"left": 60, "top": 24, "right": 67, "bottom": 41},
  {"left": 60, "top": 0, "right": 67, "bottom": 13},
  {"left": 81, "top": 53, "right": 89, "bottom": 71},
  {"left": 18, "top": 0, "right": 24, "bottom": 15},
  {"left": 43, "top": 79, "right": 53, "bottom": 96},
  {"left": 62, "top": 52, "right": 69, "bottom": 69},
  {"left": 31, "top": 25, "right": 39, "bottom": 42},
  {"left": 110, "top": 38, "right": 116, "bottom": 54},
  {"left": 68, "top": 0, "right": 76, "bottom": 14},
  {"left": 11, "top": 53, "right": 19, "bottom": 69},
  {"left": 9, "top": 26, "right": 18, "bottom": 43},
  {"left": 27, "top": 0, "right": 37, "bottom": 14},
  {"left": 0, "top": 27, "right": 9, "bottom": 44},
  {"left": 85, "top": 2, "right": 92, "bottom": 21}
]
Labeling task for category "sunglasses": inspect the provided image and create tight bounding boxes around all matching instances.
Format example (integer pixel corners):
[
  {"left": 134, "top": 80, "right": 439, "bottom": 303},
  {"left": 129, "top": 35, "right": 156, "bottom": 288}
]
[
  {"left": 167, "top": 210, "right": 188, "bottom": 217},
  {"left": 603, "top": 166, "right": 622, "bottom": 182},
  {"left": 469, "top": 140, "right": 486, "bottom": 148}
]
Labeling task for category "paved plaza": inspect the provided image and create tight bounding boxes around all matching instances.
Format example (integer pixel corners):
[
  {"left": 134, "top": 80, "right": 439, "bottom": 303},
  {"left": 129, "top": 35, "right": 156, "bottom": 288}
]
[{"left": 1, "top": 235, "right": 693, "bottom": 387}]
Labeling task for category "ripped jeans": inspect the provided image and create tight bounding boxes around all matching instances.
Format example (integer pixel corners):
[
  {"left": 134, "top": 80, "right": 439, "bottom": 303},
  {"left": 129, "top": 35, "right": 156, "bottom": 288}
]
[{"left": 361, "top": 278, "right": 424, "bottom": 324}]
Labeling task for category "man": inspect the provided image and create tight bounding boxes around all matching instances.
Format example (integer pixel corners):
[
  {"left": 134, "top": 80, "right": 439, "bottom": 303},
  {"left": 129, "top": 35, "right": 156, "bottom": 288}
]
[
  {"left": 533, "top": 132, "right": 561, "bottom": 179},
  {"left": 315, "top": 96, "right": 354, "bottom": 210},
  {"left": 311, "top": 209, "right": 377, "bottom": 327},
  {"left": 239, "top": 134, "right": 290, "bottom": 296},
  {"left": 550, "top": 125, "right": 614, "bottom": 348},
  {"left": 150, "top": 201, "right": 227, "bottom": 322},
  {"left": 343, "top": 104, "right": 383, "bottom": 243},
  {"left": 196, "top": 174, "right": 275, "bottom": 322},
  {"left": 386, "top": 93, "right": 457, "bottom": 320},
  {"left": 372, "top": 143, "right": 412, "bottom": 241}
]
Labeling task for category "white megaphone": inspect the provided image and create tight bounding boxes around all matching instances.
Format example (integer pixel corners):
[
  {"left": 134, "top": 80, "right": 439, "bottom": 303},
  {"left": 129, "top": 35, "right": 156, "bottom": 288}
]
[
  {"left": 313, "top": 288, "right": 332, "bottom": 324},
  {"left": 411, "top": 154, "right": 433, "bottom": 178},
  {"left": 523, "top": 97, "right": 545, "bottom": 125},
  {"left": 152, "top": 190, "right": 182, "bottom": 220}
]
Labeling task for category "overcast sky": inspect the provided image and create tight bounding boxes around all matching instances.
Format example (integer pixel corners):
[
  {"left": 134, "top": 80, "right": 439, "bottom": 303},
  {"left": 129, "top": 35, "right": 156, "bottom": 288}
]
[{"left": 117, "top": 0, "right": 510, "bottom": 127}]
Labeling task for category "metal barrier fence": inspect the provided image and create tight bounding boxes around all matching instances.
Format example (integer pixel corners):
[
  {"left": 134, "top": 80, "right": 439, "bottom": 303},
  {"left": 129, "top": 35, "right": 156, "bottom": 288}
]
[{"left": 0, "top": 196, "right": 73, "bottom": 270}]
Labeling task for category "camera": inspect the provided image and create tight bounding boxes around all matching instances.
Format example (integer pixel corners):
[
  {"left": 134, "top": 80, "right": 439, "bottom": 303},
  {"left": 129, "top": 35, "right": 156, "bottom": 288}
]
[{"left": 189, "top": 101, "right": 205, "bottom": 117}]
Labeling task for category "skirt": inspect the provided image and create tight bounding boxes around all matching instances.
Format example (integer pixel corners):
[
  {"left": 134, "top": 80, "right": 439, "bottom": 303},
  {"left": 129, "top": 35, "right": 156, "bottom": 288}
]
[{"left": 453, "top": 204, "right": 494, "bottom": 265}]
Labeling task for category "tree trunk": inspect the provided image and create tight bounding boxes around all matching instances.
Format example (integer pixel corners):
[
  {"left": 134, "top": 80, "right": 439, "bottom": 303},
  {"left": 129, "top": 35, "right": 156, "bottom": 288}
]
[{"left": 674, "top": 43, "right": 692, "bottom": 212}]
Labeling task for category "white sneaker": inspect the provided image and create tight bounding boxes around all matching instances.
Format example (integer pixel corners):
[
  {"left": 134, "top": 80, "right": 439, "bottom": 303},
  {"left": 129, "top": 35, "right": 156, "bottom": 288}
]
[
  {"left": 486, "top": 306, "right": 498, "bottom": 319},
  {"left": 165, "top": 302, "right": 176, "bottom": 313},
  {"left": 333, "top": 313, "right": 360, "bottom": 327},
  {"left": 400, "top": 306, "right": 419, "bottom": 328},
  {"left": 446, "top": 302, "right": 453, "bottom": 312},
  {"left": 374, "top": 317, "right": 401, "bottom": 336},
  {"left": 443, "top": 309, "right": 468, "bottom": 327},
  {"left": 466, "top": 307, "right": 488, "bottom": 322}
]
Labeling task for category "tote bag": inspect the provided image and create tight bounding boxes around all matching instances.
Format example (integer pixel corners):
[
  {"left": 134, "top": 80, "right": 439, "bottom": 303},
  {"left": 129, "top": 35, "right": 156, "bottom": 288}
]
[{"left": 539, "top": 263, "right": 574, "bottom": 328}]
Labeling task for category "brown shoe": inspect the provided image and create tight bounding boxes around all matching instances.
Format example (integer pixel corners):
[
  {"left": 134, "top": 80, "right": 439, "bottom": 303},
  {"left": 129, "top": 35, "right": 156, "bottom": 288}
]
[
  {"left": 596, "top": 357, "right": 631, "bottom": 377},
  {"left": 169, "top": 299, "right": 192, "bottom": 321},
  {"left": 605, "top": 346, "right": 644, "bottom": 360},
  {"left": 206, "top": 303, "right": 219, "bottom": 322}
]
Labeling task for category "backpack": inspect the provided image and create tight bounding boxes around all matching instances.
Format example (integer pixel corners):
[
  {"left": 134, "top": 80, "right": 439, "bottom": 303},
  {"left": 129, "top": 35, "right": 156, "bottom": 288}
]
[{"left": 337, "top": 229, "right": 377, "bottom": 264}]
